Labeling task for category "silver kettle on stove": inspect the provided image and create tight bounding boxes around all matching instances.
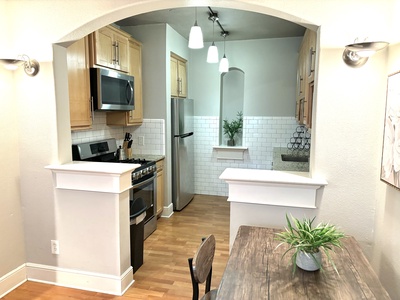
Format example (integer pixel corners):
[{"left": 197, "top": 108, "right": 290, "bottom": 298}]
[{"left": 116, "top": 145, "right": 126, "bottom": 161}]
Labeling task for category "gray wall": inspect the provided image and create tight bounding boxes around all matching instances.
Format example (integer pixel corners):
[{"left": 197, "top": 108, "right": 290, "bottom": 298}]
[{"left": 189, "top": 37, "right": 302, "bottom": 117}]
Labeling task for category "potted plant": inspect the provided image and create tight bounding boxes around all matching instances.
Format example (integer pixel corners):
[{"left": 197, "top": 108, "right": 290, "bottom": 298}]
[
  {"left": 222, "top": 111, "right": 243, "bottom": 146},
  {"left": 275, "top": 214, "right": 345, "bottom": 274}
]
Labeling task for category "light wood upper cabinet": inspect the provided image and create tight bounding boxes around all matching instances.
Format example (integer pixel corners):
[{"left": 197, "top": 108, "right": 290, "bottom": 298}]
[
  {"left": 171, "top": 53, "right": 187, "bottom": 98},
  {"left": 67, "top": 36, "right": 92, "bottom": 130},
  {"left": 89, "top": 25, "right": 130, "bottom": 72},
  {"left": 107, "top": 37, "right": 143, "bottom": 126},
  {"left": 296, "top": 29, "right": 316, "bottom": 128},
  {"left": 156, "top": 159, "right": 165, "bottom": 217}
]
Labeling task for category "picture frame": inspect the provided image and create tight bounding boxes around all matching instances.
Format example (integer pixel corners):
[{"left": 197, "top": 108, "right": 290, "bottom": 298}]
[{"left": 381, "top": 71, "right": 400, "bottom": 190}]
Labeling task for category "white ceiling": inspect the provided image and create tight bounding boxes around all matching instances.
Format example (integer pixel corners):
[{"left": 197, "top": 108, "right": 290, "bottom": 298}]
[{"left": 116, "top": 7, "right": 306, "bottom": 42}]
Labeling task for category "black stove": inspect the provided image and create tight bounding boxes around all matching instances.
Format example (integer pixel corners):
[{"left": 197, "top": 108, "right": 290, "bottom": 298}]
[
  {"left": 72, "top": 138, "right": 156, "bottom": 185},
  {"left": 119, "top": 158, "right": 156, "bottom": 184},
  {"left": 72, "top": 138, "right": 158, "bottom": 241}
]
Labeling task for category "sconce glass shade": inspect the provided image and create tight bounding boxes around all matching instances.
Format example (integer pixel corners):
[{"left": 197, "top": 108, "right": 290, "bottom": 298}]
[
  {"left": 219, "top": 55, "right": 229, "bottom": 73},
  {"left": 0, "top": 56, "right": 40, "bottom": 76},
  {"left": 342, "top": 41, "right": 389, "bottom": 68},
  {"left": 0, "top": 59, "right": 24, "bottom": 70},
  {"left": 207, "top": 42, "right": 219, "bottom": 63},
  {"left": 188, "top": 22, "right": 204, "bottom": 49}
]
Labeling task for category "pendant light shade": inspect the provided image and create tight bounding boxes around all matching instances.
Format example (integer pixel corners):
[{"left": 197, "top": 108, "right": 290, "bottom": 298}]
[
  {"left": 207, "top": 42, "right": 219, "bottom": 63},
  {"left": 219, "top": 54, "right": 229, "bottom": 72},
  {"left": 219, "top": 33, "right": 229, "bottom": 73},
  {"left": 207, "top": 15, "right": 219, "bottom": 63},
  {"left": 188, "top": 8, "right": 204, "bottom": 49}
]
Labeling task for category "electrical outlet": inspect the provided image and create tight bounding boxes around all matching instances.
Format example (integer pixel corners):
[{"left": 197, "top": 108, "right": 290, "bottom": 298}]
[
  {"left": 51, "top": 240, "right": 60, "bottom": 255},
  {"left": 139, "top": 136, "right": 145, "bottom": 146}
]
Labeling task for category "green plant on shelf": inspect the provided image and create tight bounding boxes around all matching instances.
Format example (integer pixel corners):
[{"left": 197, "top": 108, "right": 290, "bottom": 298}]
[{"left": 222, "top": 111, "right": 243, "bottom": 146}]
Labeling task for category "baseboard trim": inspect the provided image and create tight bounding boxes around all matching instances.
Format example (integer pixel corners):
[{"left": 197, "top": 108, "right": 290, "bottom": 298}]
[
  {"left": 0, "top": 264, "right": 27, "bottom": 298},
  {"left": 26, "top": 263, "right": 134, "bottom": 296},
  {"left": 161, "top": 203, "right": 174, "bottom": 218}
]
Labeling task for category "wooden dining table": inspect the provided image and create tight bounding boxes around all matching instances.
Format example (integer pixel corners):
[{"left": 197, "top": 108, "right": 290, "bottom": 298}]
[{"left": 216, "top": 225, "right": 390, "bottom": 299}]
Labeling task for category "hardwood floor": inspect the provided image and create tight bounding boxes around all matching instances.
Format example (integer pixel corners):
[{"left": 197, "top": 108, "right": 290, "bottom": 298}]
[{"left": 2, "top": 195, "right": 230, "bottom": 300}]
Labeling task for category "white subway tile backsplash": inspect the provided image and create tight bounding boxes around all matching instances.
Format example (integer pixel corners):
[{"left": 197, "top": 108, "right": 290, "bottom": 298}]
[
  {"left": 194, "top": 116, "right": 307, "bottom": 196},
  {"left": 71, "top": 117, "right": 165, "bottom": 156}
]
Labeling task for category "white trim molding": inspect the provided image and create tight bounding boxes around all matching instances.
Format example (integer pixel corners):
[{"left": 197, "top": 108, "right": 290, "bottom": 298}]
[
  {"left": 26, "top": 263, "right": 134, "bottom": 296},
  {"left": 0, "top": 264, "right": 27, "bottom": 298}
]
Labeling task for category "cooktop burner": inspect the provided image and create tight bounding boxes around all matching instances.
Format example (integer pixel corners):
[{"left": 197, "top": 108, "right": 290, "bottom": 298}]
[{"left": 119, "top": 158, "right": 152, "bottom": 165}]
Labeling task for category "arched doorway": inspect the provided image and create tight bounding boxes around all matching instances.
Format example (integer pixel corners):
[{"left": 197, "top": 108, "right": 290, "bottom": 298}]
[{"left": 54, "top": 0, "right": 318, "bottom": 205}]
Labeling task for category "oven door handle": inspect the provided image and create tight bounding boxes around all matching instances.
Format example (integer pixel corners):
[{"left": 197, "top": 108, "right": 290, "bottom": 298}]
[{"left": 132, "top": 173, "right": 156, "bottom": 188}]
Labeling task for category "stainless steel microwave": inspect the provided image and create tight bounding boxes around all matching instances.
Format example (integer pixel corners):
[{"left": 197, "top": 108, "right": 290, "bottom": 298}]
[{"left": 90, "top": 68, "right": 134, "bottom": 111}]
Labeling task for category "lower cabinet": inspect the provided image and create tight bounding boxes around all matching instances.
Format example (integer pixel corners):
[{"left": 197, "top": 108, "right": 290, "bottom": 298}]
[{"left": 156, "top": 159, "right": 164, "bottom": 217}]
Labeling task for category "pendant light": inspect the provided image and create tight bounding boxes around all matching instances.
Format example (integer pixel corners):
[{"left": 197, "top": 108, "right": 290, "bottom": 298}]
[
  {"left": 188, "top": 7, "right": 204, "bottom": 49},
  {"left": 219, "top": 33, "right": 229, "bottom": 73},
  {"left": 207, "top": 13, "right": 219, "bottom": 63}
]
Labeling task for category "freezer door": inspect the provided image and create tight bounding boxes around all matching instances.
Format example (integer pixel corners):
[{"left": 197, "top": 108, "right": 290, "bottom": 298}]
[
  {"left": 171, "top": 98, "right": 195, "bottom": 210},
  {"left": 172, "top": 134, "right": 194, "bottom": 210},
  {"left": 172, "top": 98, "right": 193, "bottom": 136}
]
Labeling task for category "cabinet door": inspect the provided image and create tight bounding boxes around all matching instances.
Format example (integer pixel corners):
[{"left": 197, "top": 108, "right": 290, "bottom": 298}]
[
  {"left": 170, "top": 57, "right": 179, "bottom": 97},
  {"left": 94, "top": 27, "right": 114, "bottom": 69},
  {"left": 91, "top": 26, "right": 129, "bottom": 72},
  {"left": 115, "top": 33, "right": 129, "bottom": 72},
  {"left": 306, "top": 30, "right": 317, "bottom": 83},
  {"left": 67, "top": 37, "right": 92, "bottom": 130},
  {"left": 156, "top": 160, "right": 164, "bottom": 217},
  {"left": 128, "top": 39, "right": 143, "bottom": 124},
  {"left": 178, "top": 60, "right": 187, "bottom": 98},
  {"left": 106, "top": 38, "right": 143, "bottom": 126}
]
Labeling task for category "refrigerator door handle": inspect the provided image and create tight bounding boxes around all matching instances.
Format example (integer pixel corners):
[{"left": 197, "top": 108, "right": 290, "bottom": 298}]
[{"left": 174, "top": 132, "right": 194, "bottom": 138}]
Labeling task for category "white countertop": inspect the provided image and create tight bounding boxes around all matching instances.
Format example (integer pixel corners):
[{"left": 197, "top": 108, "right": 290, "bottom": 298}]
[
  {"left": 219, "top": 168, "right": 327, "bottom": 187},
  {"left": 46, "top": 161, "right": 141, "bottom": 193},
  {"left": 46, "top": 161, "right": 140, "bottom": 175}
]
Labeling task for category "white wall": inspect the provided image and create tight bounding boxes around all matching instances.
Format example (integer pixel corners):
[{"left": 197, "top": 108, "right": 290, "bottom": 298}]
[
  {"left": 1, "top": 0, "right": 400, "bottom": 298},
  {"left": 0, "top": 65, "right": 26, "bottom": 284},
  {"left": 371, "top": 42, "right": 400, "bottom": 298}
]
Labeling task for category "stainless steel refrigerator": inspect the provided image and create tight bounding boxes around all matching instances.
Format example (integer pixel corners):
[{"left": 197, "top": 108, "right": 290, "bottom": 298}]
[{"left": 171, "top": 98, "right": 194, "bottom": 211}]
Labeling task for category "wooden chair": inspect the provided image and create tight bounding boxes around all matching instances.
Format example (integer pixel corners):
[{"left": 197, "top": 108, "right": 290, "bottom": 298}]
[{"left": 188, "top": 235, "right": 218, "bottom": 300}]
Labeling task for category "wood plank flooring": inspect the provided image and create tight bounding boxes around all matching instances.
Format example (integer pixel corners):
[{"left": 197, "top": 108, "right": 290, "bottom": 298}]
[{"left": 2, "top": 195, "right": 230, "bottom": 300}]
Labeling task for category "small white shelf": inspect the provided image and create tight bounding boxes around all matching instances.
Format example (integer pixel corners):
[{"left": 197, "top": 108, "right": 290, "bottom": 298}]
[{"left": 213, "top": 146, "right": 248, "bottom": 160}]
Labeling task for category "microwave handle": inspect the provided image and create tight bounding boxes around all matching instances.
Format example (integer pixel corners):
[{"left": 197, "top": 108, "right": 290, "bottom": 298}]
[{"left": 126, "top": 81, "right": 134, "bottom": 104}]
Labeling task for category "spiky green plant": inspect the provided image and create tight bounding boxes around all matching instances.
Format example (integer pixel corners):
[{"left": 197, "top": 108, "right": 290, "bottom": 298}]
[
  {"left": 222, "top": 111, "right": 243, "bottom": 141},
  {"left": 275, "top": 214, "right": 345, "bottom": 274}
]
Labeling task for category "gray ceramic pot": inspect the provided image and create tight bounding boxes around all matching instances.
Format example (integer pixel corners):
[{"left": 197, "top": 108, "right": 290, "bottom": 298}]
[{"left": 296, "top": 250, "right": 321, "bottom": 271}]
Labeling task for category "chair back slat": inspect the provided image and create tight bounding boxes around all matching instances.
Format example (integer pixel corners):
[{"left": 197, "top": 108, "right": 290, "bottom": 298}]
[{"left": 192, "top": 235, "right": 216, "bottom": 283}]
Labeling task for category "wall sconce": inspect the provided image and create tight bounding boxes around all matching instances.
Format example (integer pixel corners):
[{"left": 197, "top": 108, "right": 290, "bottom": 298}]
[
  {"left": 342, "top": 41, "right": 389, "bottom": 68},
  {"left": 0, "top": 55, "right": 40, "bottom": 76}
]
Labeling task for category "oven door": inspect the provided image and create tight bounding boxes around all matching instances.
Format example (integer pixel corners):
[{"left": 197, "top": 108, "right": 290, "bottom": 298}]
[{"left": 130, "top": 174, "right": 157, "bottom": 239}]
